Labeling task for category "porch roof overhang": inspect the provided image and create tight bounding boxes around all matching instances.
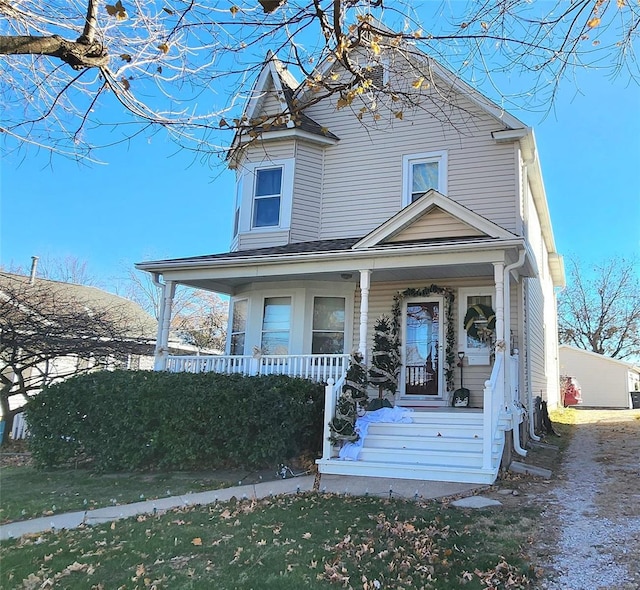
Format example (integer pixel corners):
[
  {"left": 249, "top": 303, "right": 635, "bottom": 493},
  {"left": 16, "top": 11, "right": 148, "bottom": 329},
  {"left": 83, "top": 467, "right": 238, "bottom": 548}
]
[{"left": 136, "top": 236, "right": 536, "bottom": 295}]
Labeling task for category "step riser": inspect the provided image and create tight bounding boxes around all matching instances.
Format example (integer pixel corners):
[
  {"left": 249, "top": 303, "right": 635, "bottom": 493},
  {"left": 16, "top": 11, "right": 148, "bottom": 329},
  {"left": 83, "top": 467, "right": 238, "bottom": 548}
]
[
  {"left": 358, "top": 449, "right": 482, "bottom": 468},
  {"left": 367, "top": 424, "right": 483, "bottom": 438},
  {"left": 364, "top": 436, "right": 500, "bottom": 454},
  {"left": 317, "top": 459, "right": 498, "bottom": 485},
  {"left": 408, "top": 415, "right": 483, "bottom": 425}
]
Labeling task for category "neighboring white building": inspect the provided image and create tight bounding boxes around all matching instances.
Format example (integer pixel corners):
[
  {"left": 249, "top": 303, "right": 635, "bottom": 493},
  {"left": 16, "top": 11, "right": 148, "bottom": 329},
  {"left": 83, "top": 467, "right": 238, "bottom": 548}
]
[
  {"left": 559, "top": 345, "right": 640, "bottom": 409},
  {"left": 137, "top": 44, "right": 565, "bottom": 484}
]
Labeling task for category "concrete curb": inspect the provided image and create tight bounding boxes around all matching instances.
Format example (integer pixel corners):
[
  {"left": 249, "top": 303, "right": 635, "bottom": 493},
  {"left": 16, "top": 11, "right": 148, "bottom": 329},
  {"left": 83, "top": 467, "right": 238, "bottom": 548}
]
[
  {"left": 0, "top": 474, "right": 482, "bottom": 541},
  {"left": 0, "top": 476, "right": 315, "bottom": 541}
]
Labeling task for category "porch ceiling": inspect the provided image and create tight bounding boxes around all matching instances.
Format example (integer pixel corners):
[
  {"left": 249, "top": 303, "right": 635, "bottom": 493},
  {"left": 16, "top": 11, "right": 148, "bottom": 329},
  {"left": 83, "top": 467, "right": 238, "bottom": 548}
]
[{"left": 171, "top": 261, "right": 497, "bottom": 293}]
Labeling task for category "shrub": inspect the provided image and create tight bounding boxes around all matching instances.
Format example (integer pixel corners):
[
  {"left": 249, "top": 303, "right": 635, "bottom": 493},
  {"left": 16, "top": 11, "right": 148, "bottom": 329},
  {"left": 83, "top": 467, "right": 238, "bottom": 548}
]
[{"left": 25, "top": 370, "right": 324, "bottom": 471}]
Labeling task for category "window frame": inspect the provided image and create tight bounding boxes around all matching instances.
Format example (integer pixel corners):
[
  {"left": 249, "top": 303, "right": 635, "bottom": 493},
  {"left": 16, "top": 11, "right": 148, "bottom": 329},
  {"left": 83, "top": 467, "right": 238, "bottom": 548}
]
[
  {"left": 260, "top": 296, "right": 292, "bottom": 355},
  {"left": 236, "top": 158, "right": 294, "bottom": 234},
  {"left": 402, "top": 150, "right": 448, "bottom": 207},
  {"left": 252, "top": 166, "right": 283, "bottom": 229},
  {"left": 229, "top": 298, "right": 248, "bottom": 355},
  {"left": 311, "top": 296, "right": 346, "bottom": 355},
  {"left": 458, "top": 287, "right": 494, "bottom": 366}
]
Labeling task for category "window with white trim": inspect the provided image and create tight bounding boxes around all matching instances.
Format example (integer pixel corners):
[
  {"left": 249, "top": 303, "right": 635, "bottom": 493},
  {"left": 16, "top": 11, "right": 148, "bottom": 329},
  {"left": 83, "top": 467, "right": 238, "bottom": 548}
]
[
  {"left": 230, "top": 299, "right": 248, "bottom": 355},
  {"left": 458, "top": 288, "right": 494, "bottom": 365},
  {"left": 261, "top": 297, "right": 291, "bottom": 354},
  {"left": 312, "top": 297, "right": 345, "bottom": 354},
  {"left": 236, "top": 159, "right": 294, "bottom": 233},
  {"left": 253, "top": 167, "right": 282, "bottom": 228},
  {"left": 402, "top": 151, "right": 447, "bottom": 206}
]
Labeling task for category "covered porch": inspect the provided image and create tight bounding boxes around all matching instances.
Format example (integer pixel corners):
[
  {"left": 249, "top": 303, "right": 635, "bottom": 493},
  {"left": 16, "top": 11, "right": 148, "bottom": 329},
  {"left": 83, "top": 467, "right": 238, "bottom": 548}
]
[{"left": 139, "top": 244, "right": 531, "bottom": 483}]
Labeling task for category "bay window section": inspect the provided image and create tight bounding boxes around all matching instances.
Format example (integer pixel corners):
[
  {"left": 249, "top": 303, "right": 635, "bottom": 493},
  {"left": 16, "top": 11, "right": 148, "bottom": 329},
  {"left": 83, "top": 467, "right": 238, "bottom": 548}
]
[
  {"left": 229, "top": 299, "right": 248, "bottom": 355},
  {"left": 312, "top": 297, "right": 345, "bottom": 354},
  {"left": 261, "top": 297, "right": 291, "bottom": 354}
]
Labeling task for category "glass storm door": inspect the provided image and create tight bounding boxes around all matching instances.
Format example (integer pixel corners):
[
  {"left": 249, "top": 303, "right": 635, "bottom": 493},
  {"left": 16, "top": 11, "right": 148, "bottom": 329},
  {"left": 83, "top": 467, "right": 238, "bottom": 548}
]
[{"left": 401, "top": 299, "right": 444, "bottom": 399}]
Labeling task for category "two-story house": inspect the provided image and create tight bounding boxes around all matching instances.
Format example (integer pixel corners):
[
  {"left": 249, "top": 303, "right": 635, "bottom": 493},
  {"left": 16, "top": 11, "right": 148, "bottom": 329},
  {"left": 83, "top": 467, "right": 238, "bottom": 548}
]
[{"left": 137, "top": 45, "right": 564, "bottom": 484}]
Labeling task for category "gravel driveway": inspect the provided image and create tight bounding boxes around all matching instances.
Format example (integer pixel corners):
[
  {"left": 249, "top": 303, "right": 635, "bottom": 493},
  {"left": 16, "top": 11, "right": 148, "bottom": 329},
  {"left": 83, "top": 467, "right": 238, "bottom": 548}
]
[{"left": 536, "top": 409, "right": 640, "bottom": 590}]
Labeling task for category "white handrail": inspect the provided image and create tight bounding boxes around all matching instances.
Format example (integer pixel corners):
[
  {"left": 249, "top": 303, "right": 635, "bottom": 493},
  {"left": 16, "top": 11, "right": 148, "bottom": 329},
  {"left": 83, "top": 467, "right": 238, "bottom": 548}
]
[
  {"left": 482, "top": 351, "right": 505, "bottom": 470},
  {"left": 321, "top": 373, "right": 347, "bottom": 461}
]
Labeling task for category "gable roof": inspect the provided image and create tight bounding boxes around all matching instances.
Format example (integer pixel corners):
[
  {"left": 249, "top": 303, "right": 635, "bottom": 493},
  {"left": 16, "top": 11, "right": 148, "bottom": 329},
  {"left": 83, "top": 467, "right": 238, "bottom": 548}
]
[
  {"left": 229, "top": 53, "right": 339, "bottom": 161},
  {"left": 353, "top": 189, "right": 517, "bottom": 249}
]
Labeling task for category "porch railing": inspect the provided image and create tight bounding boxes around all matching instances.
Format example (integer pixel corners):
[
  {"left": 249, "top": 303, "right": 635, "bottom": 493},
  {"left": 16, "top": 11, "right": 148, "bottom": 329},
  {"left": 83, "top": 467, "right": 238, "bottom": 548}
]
[
  {"left": 482, "top": 350, "right": 506, "bottom": 470},
  {"left": 321, "top": 373, "right": 347, "bottom": 462},
  {"left": 166, "top": 353, "right": 350, "bottom": 384}
]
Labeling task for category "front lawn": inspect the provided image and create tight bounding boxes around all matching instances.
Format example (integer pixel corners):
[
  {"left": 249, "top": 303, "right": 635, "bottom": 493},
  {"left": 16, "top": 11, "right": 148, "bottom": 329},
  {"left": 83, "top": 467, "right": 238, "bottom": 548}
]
[
  {"left": 1, "top": 492, "right": 538, "bottom": 589},
  {"left": 0, "top": 466, "right": 242, "bottom": 524}
]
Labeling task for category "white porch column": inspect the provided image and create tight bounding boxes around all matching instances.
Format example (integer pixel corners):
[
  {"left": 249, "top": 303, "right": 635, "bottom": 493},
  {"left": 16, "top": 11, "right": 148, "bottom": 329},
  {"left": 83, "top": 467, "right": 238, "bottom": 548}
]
[
  {"left": 154, "top": 280, "right": 176, "bottom": 371},
  {"left": 493, "top": 262, "right": 505, "bottom": 349},
  {"left": 358, "top": 270, "right": 371, "bottom": 364}
]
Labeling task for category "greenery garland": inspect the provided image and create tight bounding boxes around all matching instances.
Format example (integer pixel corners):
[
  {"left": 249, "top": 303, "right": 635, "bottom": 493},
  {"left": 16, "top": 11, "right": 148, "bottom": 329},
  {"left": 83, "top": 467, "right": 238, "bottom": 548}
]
[{"left": 391, "top": 285, "right": 456, "bottom": 393}]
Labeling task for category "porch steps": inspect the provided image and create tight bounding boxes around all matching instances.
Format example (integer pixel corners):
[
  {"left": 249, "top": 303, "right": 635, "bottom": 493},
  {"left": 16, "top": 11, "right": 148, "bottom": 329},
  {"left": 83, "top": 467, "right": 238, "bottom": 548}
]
[{"left": 317, "top": 409, "right": 504, "bottom": 485}]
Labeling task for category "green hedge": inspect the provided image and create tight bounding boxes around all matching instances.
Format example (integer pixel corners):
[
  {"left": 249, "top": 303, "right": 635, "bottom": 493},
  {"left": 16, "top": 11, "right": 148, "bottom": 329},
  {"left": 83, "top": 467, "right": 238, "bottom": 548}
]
[{"left": 24, "top": 371, "right": 325, "bottom": 471}]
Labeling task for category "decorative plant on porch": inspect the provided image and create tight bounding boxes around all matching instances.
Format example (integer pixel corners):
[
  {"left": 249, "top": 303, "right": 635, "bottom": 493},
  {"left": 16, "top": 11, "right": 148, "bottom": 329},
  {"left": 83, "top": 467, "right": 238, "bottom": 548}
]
[
  {"left": 368, "top": 315, "right": 399, "bottom": 411},
  {"left": 328, "top": 351, "right": 368, "bottom": 444}
]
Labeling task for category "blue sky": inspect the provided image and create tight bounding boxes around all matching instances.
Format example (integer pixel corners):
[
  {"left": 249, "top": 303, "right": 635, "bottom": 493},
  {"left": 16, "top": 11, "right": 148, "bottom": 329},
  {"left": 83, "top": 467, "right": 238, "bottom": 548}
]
[{"left": 1, "top": 16, "right": 639, "bottom": 288}]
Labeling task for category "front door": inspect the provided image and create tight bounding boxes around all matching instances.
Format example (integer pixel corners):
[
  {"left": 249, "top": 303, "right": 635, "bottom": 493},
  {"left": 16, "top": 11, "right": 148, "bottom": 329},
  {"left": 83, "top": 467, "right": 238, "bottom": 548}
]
[{"left": 400, "top": 298, "right": 444, "bottom": 401}]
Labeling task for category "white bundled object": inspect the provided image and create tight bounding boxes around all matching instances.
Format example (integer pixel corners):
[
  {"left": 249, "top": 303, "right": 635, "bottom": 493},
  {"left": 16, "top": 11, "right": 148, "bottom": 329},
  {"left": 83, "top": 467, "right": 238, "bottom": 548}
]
[{"left": 338, "top": 406, "right": 413, "bottom": 461}]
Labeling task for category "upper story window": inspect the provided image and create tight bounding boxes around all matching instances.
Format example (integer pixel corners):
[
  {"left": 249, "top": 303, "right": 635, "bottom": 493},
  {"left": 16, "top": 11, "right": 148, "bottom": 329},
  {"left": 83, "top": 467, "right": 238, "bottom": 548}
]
[
  {"left": 253, "top": 167, "right": 282, "bottom": 228},
  {"left": 235, "top": 158, "right": 294, "bottom": 234},
  {"left": 402, "top": 151, "right": 448, "bottom": 207}
]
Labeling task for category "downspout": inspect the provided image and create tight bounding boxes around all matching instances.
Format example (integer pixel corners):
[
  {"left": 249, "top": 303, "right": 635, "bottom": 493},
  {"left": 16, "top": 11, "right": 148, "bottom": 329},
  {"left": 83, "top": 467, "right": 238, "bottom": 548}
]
[{"left": 504, "top": 249, "right": 528, "bottom": 456}]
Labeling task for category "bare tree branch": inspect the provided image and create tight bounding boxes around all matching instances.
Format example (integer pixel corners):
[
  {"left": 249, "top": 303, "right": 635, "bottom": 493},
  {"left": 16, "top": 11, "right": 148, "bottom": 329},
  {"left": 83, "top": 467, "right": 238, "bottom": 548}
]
[{"left": 0, "top": 1, "right": 637, "bottom": 159}]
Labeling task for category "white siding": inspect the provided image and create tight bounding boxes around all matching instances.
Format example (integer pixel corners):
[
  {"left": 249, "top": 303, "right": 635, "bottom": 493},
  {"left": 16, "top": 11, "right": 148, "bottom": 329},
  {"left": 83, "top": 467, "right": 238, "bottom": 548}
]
[
  {"left": 523, "top": 177, "right": 561, "bottom": 408},
  {"left": 290, "top": 142, "right": 323, "bottom": 242},
  {"left": 386, "top": 207, "right": 484, "bottom": 243},
  {"left": 299, "top": 83, "right": 518, "bottom": 241},
  {"left": 238, "top": 230, "right": 290, "bottom": 250},
  {"left": 239, "top": 141, "right": 296, "bottom": 165}
]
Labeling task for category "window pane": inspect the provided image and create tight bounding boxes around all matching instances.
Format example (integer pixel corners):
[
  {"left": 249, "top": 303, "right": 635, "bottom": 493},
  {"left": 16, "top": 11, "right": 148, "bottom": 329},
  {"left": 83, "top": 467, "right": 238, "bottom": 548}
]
[
  {"left": 262, "top": 297, "right": 291, "bottom": 354},
  {"left": 261, "top": 332, "right": 290, "bottom": 355},
  {"left": 312, "top": 332, "right": 345, "bottom": 354},
  {"left": 232, "top": 300, "right": 247, "bottom": 333},
  {"left": 313, "top": 297, "right": 345, "bottom": 330},
  {"left": 253, "top": 196, "right": 280, "bottom": 227},
  {"left": 466, "top": 295, "right": 492, "bottom": 350},
  {"left": 411, "top": 161, "right": 439, "bottom": 200},
  {"left": 262, "top": 297, "right": 291, "bottom": 331},
  {"left": 230, "top": 333, "right": 245, "bottom": 355},
  {"left": 255, "top": 168, "right": 282, "bottom": 196}
]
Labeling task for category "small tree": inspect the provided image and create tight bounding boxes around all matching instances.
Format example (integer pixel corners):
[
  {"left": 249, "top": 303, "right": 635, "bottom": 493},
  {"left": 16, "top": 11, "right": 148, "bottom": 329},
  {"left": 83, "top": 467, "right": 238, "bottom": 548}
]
[
  {"left": 368, "top": 315, "right": 399, "bottom": 409},
  {"left": 0, "top": 272, "right": 156, "bottom": 442},
  {"left": 329, "top": 352, "right": 368, "bottom": 443}
]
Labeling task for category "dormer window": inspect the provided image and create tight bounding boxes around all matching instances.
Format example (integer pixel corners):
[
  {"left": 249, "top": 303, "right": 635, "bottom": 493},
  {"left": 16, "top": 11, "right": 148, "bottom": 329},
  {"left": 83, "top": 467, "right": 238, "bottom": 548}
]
[
  {"left": 236, "top": 158, "right": 294, "bottom": 234},
  {"left": 402, "top": 151, "right": 448, "bottom": 206},
  {"left": 253, "top": 167, "right": 282, "bottom": 228}
]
